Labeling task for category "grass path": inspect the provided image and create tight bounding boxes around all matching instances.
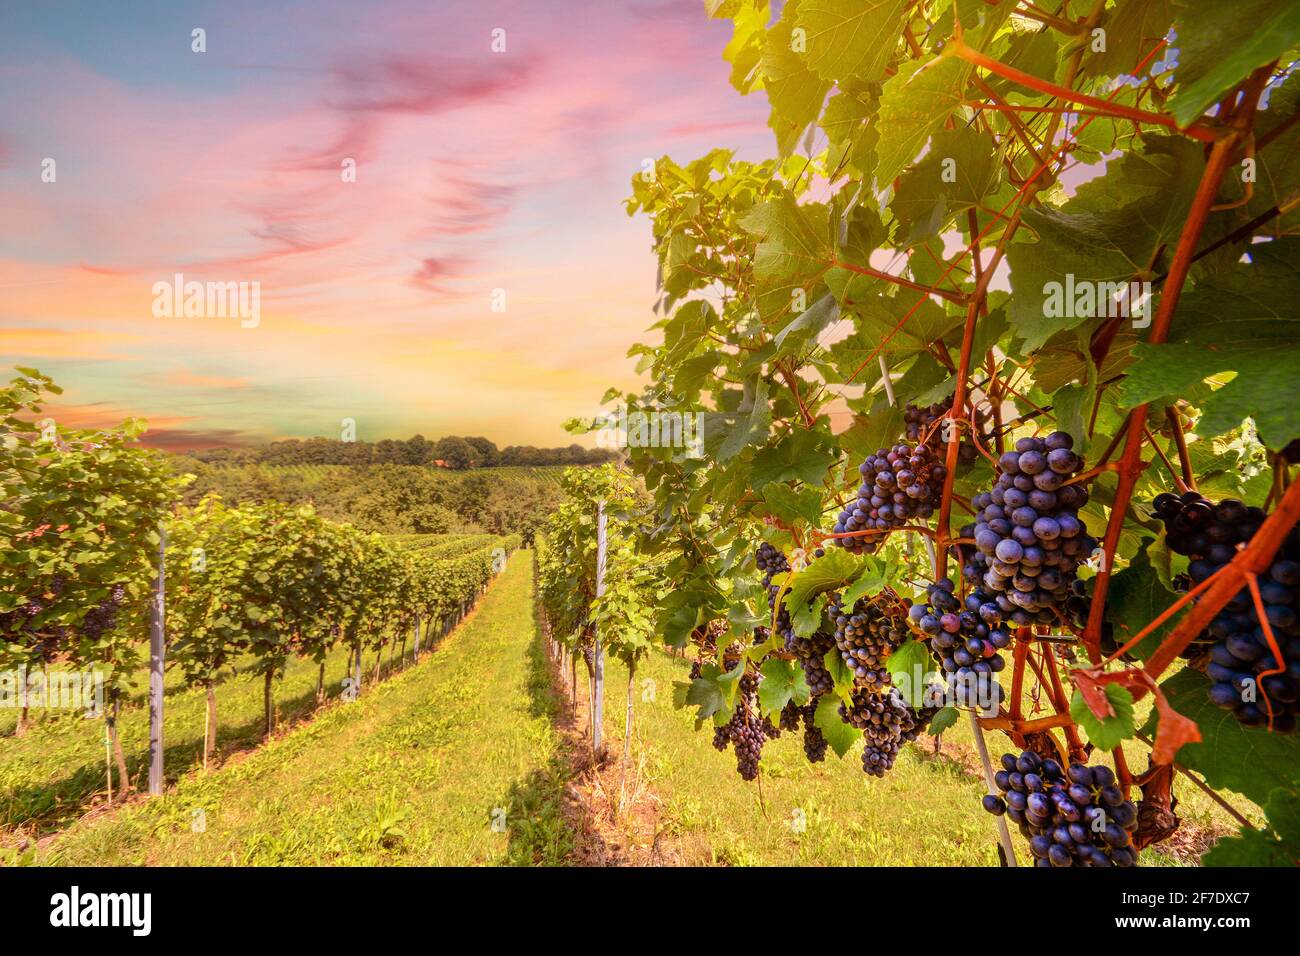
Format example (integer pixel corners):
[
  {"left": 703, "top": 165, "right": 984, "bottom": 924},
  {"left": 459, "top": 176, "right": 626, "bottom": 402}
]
[{"left": 43, "top": 555, "right": 574, "bottom": 865}]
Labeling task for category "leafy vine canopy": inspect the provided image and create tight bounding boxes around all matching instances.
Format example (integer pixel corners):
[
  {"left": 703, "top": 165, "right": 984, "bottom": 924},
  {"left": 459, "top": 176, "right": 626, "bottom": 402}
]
[{"left": 593, "top": 0, "right": 1299, "bottom": 638}]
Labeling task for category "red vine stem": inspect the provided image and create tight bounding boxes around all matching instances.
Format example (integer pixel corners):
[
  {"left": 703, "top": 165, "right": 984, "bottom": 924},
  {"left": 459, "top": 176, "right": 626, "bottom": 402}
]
[
  {"left": 1143, "top": 479, "right": 1300, "bottom": 681},
  {"left": 1082, "top": 130, "right": 1243, "bottom": 660},
  {"left": 1009, "top": 634, "right": 1031, "bottom": 724},
  {"left": 1042, "top": 643, "right": 1086, "bottom": 759},
  {"left": 1165, "top": 406, "right": 1197, "bottom": 491},
  {"left": 936, "top": 209, "right": 1022, "bottom": 572},
  {"left": 980, "top": 711, "right": 1075, "bottom": 733},
  {"left": 946, "top": 37, "right": 1218, "bottom": 143},
  {"left": 829, "top": 258, "right": 968, "bottom": 304},
  {"left": 1245, "top": 571, "right": 1286, "bottom": 729}
]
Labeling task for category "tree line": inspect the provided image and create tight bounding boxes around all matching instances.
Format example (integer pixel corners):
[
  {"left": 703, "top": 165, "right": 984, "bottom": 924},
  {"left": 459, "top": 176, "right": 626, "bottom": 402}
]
[{"left": 188, "top": 434, "right": 617, "bottom": 469}]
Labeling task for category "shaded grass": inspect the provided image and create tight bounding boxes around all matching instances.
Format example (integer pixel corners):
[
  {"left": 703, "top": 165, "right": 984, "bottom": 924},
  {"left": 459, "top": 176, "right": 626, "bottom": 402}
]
[
  {"left": 39, "top": 556, "right": 576, "bottom": 866},
  {"left": 0, "top": 637, "right": 385, "bottom": 835},
  {"left": 581, "top": 648, "right": 1259, "bottom": 866}
]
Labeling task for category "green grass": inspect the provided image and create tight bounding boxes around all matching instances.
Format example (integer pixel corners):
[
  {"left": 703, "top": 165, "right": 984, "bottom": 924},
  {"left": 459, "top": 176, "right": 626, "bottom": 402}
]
[
  {"left": 584, "top": 648, "right": 1259, "bottom": 866},
  {"left": 40, "top": 556, "right": 575, "bottom": 866},
  {"left": 0, "top": 635, "right": 402, "bottom": 836},
  {"left": 0, "top": 533, "right": 510, "bottom": 836},
  {"left": 9, "top": 552, "right": 1260, "bottom": 867}
]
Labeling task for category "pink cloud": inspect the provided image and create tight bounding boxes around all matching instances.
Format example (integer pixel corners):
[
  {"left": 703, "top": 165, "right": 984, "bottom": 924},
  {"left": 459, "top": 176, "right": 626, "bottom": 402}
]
[
  {"left": 0, "top": 2, "right": 774, "bottom": 445},
  {"left": 329, "top": 52, "right": 537, "bottom": 115}
]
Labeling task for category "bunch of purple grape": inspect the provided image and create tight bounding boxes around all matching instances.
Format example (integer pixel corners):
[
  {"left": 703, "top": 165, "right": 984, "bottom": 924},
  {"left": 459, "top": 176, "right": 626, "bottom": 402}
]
[
  {"left": 79, "top": 584, "right": 127, "bottom": 641},
  {"left": 981, "top": 750, "right": 1138, "bottom": 867},
  {"left": 1152, "top": 490, "right": 1300, "bottom": 732},
  {"left": 833, "top": 442, "right": 945, "bottom": 555},
  {"left": 756, "top": 542, "right": 835, "bottom": 695},
  {"left": 903, "top": 401, "right": 985, "bottom": 465},
  {"left": 828, "top": 592, "right": 911, "bottom": 691},
  {"left": 964, "top": 432, "right": 1097, "bottom": 625},
  {"left": 908, "top": 579, "right": 1008, "bottom": 709},
  {"left": 711, "top": 664, "right": 780, "bottom": 781},
  {"left": 839, "top": 686, "right": 935, "bottom": 777},
  {"left": 801, "top": 700, "right": 829, "bottom": 762},
  {"left": 779, "top": 700, "right": 802, "bottom": 732}
]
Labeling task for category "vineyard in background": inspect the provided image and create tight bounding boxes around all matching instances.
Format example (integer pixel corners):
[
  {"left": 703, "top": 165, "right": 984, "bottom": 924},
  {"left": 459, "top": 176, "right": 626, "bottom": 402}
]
[
  {"left": 231, "top": 463, "right": 566, "bottom": 485},
  {"left": 170, "top": 457, "right": 563, "bottom": 539},
  {"left": 1, "top": 370, "right": 517, "bottom": 854}
]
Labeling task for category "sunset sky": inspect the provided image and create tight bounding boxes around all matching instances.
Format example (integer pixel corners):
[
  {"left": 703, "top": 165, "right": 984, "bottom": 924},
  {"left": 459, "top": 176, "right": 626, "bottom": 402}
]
[{"left": 0, "top": 0, "right": 773, "bottom": 449}]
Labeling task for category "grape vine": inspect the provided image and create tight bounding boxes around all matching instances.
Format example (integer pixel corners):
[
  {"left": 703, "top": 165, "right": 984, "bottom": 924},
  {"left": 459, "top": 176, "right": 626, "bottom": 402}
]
[{"left": 555, "top": 0, "right": 1300, "bottom": 865}]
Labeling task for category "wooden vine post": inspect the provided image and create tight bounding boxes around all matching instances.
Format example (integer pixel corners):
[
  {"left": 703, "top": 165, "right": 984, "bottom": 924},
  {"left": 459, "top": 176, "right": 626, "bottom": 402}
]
[
  {"left": 624, "top": 660, "right": 635, "bottom": 767},
  {"left": 592, "top": 499, "right": 607, "bottom": 757},
  {"left": 148, "top": 524, "right": 166, "bottom": 797}
]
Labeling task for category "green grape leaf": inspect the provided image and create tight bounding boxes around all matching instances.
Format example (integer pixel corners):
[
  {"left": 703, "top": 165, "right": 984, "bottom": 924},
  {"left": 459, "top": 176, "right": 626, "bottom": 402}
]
[
  {"left": 1118, "top": 238, "right": 1300, "bottom": 448},
  {"left": 1050, "top": 382, "right": 1096, "bottom": 459},
  {"left": 891, "top": 126, "right": 1001, "bottom": 244},
  {"left": 710, "top": 0, "right": 770, "bottom": 94},
  {"left": 1167, "top": 0, "right": 1300, "bottom": 128},
  {"left": 1146, "top": 667, "right": 1300, "bottom": 806},
  {"left": 1070, "top": 684, "right": 1137, "bottom": 750},
  {"left": 703, "top": 377, "right": 772, "bottom": 462},
  {"left": 1007, "top": 136, "right": 1206, "bottom": 352},
  {"left": 773, "top": 290, "right": 839, "bottom": 355},
  {"left": 791, "top": 591, "right": 828, "bottom": 637},
  {"left": 1205, "top": 788, "right": 1300, "bottom": 867},
  {"left": 761, "top": 483, "right": 824, "bottom": 526},
  {"left": 886, "top": 639, "right": 933, "bottom": 708},
  {"left": 793, "top": 0, "right": 907, "bottom": 85},
  {"left": 758, "top": 657, "right": 812, "bottom": 715},
  {"left": 749, "top": 426, "right": 839, "bottom": 490},
  {"left": 781, "top": 546, "right": 863, "bottom": 613},
  {"left": 823, "top": 644, "right": 855, "bottom": 695},
  {"left": 928, "top": 706, "right": 960, "bottom": 737},
  {"left": 761, "top": 0, "right": 833, "bottom": 154},
  {"left": 663, "top": 300, "right": 717, "bottom": 365},
  {"left": 827, "top": 289, "right": 959, "bottom": 369},
  {"left": 814, "top": 692, "right": 862, "bottom": 757},
  {"left": 838, "top": 555, "right": 890, "bottom": 606},
  {"left": 874, "top": 57, "right": 970, "bottom": 190},
  {"left": 1083, "top": 0, "right": 1174, "bottom": 80},
  {"left": 740, "top": 193, "right": 832, "bottom": 290},
  {"left": 716, "top": 656, "right": 747, "bottom": 709},
  {"left": 840, "top": 394, "right": 907, "bottom": 465},
  {"left": 1250, "top": 72, "right": 1300, "bottom": 231},
  {"left": 822, "top": 89, "right": 879, "bottom": 177}
]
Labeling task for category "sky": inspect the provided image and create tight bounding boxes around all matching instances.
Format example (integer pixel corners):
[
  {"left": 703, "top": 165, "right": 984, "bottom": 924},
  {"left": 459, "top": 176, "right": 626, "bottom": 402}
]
[{"left": 0, "top": 0, "right": 774, "bottom": 450}]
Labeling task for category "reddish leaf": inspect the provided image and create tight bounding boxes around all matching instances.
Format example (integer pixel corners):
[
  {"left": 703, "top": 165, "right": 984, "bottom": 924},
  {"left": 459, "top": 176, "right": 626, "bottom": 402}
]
[
  {"left": 1071, "top": 667, "right": 1118, "bottom": 720},
  {"left": 1074, "top": 666, "right": 1202, "bottom": 765}
]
